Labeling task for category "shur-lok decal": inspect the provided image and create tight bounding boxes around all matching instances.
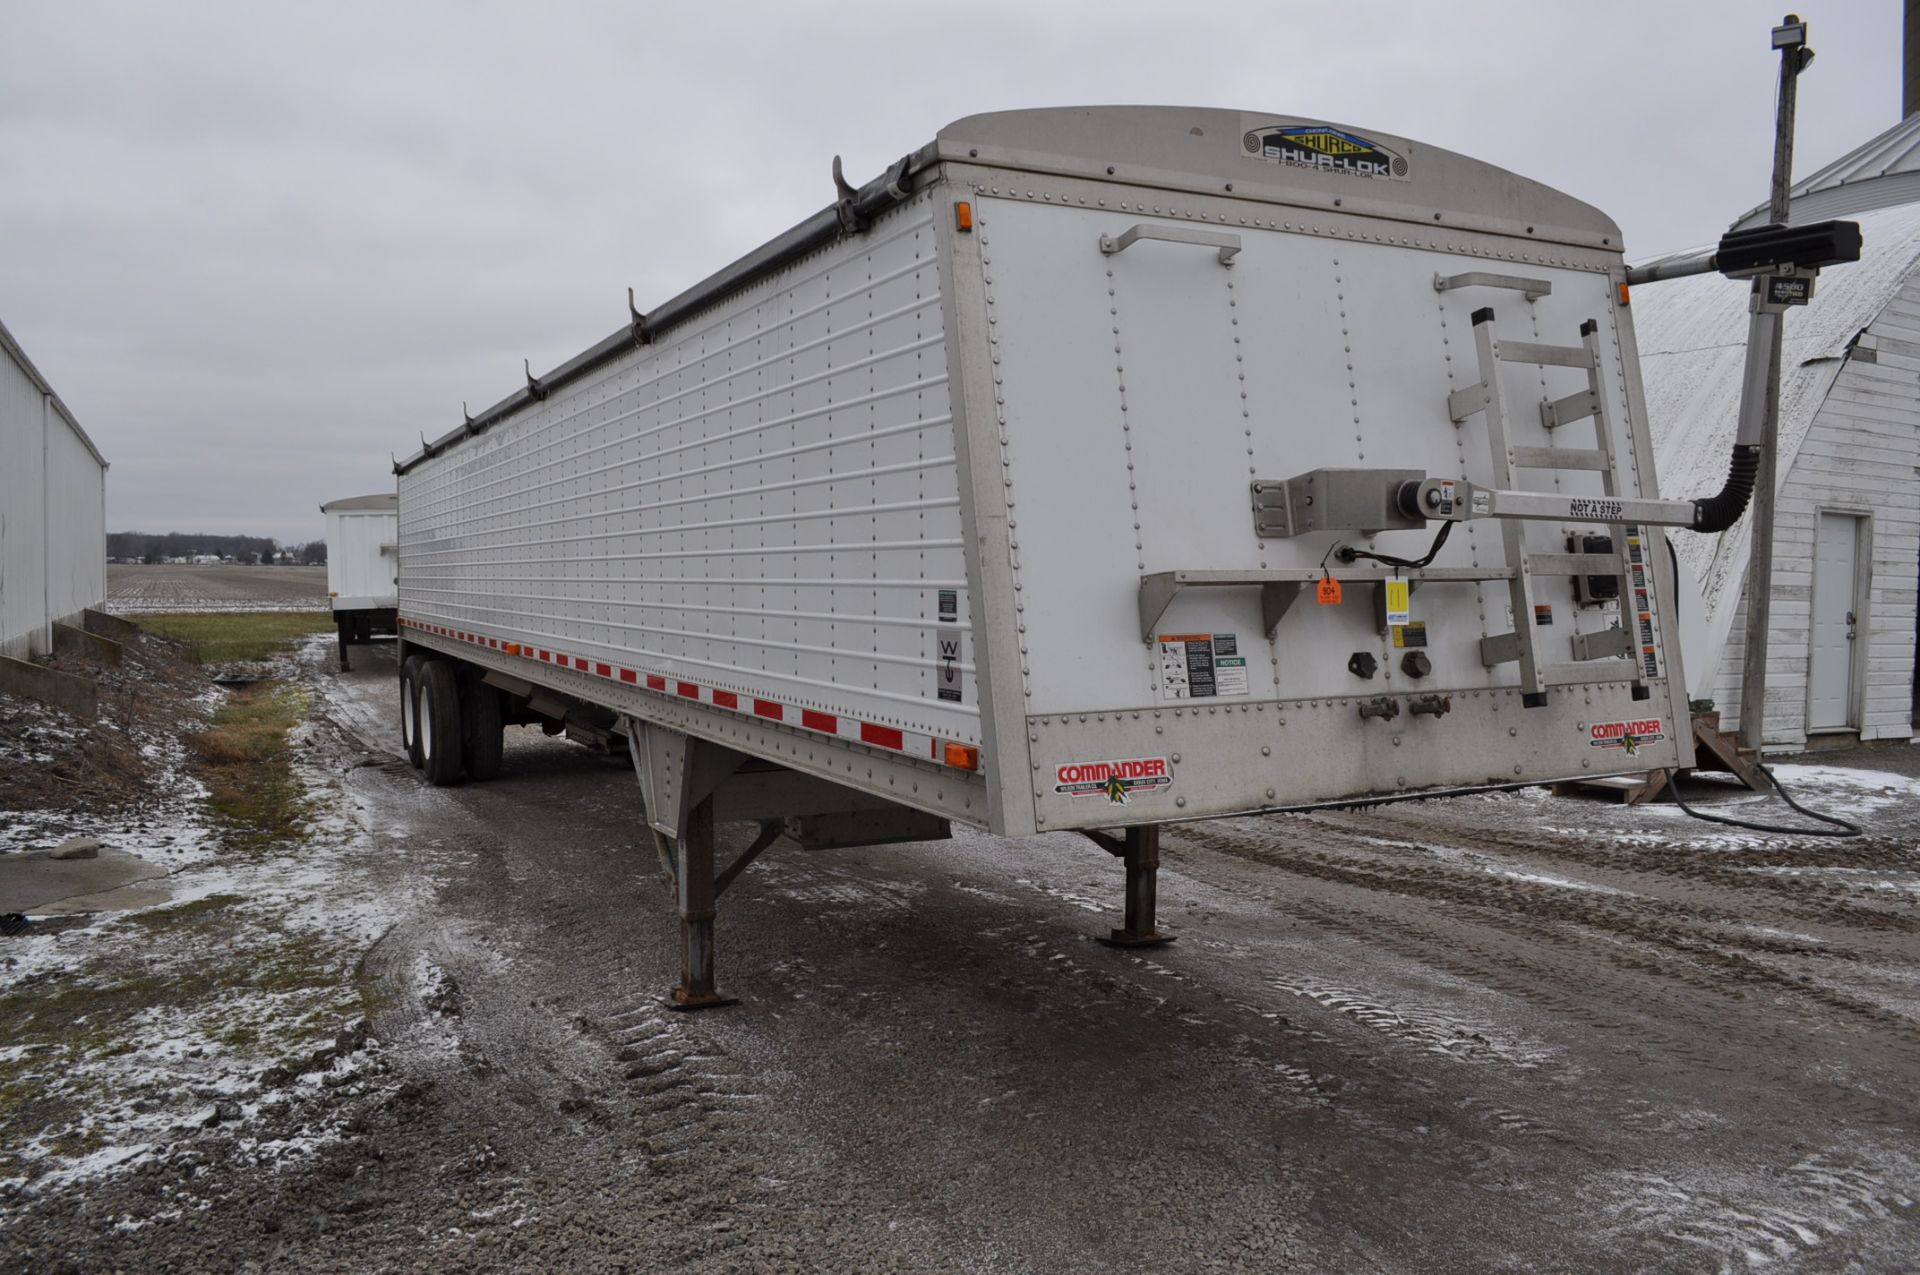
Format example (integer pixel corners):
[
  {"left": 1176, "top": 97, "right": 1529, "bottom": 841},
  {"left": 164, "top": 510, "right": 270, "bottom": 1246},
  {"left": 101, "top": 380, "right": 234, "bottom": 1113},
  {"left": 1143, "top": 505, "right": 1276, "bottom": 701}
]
[{"left": 1241, "top": 119, "right": 1410, "bottom": 181}]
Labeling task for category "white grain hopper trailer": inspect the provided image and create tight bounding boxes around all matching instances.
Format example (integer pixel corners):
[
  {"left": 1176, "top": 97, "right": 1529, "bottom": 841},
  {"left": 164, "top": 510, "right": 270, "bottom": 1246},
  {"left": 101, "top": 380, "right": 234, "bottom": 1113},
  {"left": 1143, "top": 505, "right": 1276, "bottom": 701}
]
[
  {"left": 394, "top": 106, "right": 1830, "bottom": 1007},
  {"left": 322, "top": 493, "right": 399, "bottom": 671}
]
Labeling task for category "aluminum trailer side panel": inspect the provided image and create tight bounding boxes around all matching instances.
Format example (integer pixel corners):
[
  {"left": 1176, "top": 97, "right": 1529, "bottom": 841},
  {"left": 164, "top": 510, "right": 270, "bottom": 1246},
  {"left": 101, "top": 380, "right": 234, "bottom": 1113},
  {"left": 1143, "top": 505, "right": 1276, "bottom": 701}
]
[{"left": 399, "top": 189, "right": 991, "bottom": 823}]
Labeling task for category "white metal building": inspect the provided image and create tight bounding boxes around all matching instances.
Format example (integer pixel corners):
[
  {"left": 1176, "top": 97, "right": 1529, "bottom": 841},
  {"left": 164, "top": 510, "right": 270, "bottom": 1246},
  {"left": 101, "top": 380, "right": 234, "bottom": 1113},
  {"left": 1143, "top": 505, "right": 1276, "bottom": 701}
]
[
  {"left": 0, "top": 318, "right": 108, "bottom": 661},
  {"left": 1636, "top": 113, "right": 1920, "bottom": 748}
]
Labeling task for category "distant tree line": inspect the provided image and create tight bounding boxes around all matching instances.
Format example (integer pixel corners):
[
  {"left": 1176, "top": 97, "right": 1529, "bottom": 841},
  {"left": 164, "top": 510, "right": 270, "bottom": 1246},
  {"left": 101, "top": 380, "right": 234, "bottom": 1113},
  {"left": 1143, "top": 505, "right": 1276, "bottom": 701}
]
[{"left": 108, "top": 532, "right": 327, "bottom": 565}]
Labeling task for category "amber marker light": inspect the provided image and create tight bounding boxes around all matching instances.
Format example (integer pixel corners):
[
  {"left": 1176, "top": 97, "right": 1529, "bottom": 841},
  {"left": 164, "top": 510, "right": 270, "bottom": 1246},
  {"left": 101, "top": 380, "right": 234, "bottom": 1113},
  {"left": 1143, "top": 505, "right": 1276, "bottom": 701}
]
[
  {"left": 954, "top": 201, "right": 973, "bottom": 232},
  {"left": 944, "top": 741, "right": 980, "bottom": 771},
  {"left": 1618, "top": 282, "right": 1631, "bottom": 306},
  {"left": 505, "top": 642, "right": 522, "bottom": 656}
]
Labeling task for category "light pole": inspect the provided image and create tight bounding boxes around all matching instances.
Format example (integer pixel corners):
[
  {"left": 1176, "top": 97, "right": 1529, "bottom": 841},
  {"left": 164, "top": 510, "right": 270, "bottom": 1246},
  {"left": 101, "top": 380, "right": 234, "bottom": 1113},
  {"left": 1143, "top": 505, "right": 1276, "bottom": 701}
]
[{"left": 1736, "top": 14, "right": 1815, "bottom": 756}]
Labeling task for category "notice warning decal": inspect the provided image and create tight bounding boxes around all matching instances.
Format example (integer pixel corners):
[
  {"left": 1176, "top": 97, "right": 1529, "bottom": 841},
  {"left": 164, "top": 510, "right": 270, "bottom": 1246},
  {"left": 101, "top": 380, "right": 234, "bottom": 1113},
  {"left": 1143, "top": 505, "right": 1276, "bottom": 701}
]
[
  {"left": 1588, "top": 718, "right": 1667, "bottom": 756},
  {"left": 1055, "top": 757, "right": 1173, "bottom": 804},
  {"left": 1157, "top": 633, "right": 1249, "bottom": 700}
]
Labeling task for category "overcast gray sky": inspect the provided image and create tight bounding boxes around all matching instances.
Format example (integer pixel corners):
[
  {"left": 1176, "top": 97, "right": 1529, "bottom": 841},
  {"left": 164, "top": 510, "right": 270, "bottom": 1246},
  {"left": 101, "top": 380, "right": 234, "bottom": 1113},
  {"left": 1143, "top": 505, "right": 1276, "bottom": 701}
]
[{"left": 0, "top": 1, "right": 1899, "bottom": 546}]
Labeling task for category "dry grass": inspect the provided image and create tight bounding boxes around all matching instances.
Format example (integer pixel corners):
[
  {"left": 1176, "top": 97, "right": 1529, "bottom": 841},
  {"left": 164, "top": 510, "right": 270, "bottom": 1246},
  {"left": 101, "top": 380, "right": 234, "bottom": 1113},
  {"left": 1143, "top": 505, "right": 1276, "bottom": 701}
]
[
  {"left": 0, "top": 625, "right": 213, "bottom": 815},
  {"left": 188, "top": 681, "right": 313, "bottom": 848},
  {"left": 136, "top": 611, "right": 333, "bottom": 664}
]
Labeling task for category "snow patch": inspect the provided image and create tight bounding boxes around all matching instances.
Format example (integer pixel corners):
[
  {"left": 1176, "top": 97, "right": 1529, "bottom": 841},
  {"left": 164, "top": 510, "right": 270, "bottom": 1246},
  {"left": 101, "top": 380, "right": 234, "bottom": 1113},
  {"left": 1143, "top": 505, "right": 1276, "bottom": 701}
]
[{"left": 1358, "top": 834, "right": 1632, "bottom": 895}]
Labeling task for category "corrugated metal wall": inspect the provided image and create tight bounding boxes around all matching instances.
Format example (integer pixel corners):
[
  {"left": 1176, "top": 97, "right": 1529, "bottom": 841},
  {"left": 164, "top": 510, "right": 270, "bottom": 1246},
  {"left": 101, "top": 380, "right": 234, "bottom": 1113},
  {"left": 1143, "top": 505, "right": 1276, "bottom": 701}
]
[
  {"left": 397, "top": 191, "right": 975, "bottom": 747},
  {"left": 0, "top": 321, "right": 107, "bottom": 660}
]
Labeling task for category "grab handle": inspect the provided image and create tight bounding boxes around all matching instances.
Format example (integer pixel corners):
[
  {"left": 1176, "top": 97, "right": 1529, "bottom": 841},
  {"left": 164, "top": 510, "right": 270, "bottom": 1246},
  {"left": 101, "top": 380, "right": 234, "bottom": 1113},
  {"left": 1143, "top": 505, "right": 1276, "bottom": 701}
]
[
  {"left": 1098, "top": 223, "right": 1241, "bottom": 266},
  {"left": 1433, "top": 270, "right": 1552, "bottom": 301}
]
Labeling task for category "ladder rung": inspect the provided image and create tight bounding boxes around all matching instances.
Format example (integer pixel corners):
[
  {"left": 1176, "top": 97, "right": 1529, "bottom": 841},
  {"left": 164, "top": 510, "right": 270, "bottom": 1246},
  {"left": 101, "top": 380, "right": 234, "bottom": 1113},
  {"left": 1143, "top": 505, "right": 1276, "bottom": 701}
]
[
  {"left": 1540, "top": 389, "right": 1599, "bottom": 429},
  {"left": 1539, "top": 661, "right": 1637, "bottom": 687},
  {"left": 1447, "top": 382, "right": 1491, "bottom": 422},
  {"left": 1494, "top": 339, "right": 1591, "bottom": 368},
  {"left": 1527, "top": 552, "right": 1618, "bottom": 576},
  {"left": 1483, "top": 633, "right": 1639, "bottom": 675},
  {"left": 1505, "top": 445, "right": 1612, "bottom": 470},
  {"left": 1571, "top": 628, "right": 1634, "bottom": 661},
  {"left": 1508, "top": 446, "right": 1611, "bottom": 471}
]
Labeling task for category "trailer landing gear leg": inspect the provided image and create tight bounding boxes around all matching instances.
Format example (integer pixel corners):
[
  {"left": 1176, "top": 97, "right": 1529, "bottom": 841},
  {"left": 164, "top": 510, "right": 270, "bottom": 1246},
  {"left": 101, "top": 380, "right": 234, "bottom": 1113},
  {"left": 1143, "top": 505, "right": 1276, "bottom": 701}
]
[
  {"left": 1083, "top": 826, "right": 1174, "bottom": 948},
  {"left": 669, "top": 795, "right": 736, "bottom": 1011}
]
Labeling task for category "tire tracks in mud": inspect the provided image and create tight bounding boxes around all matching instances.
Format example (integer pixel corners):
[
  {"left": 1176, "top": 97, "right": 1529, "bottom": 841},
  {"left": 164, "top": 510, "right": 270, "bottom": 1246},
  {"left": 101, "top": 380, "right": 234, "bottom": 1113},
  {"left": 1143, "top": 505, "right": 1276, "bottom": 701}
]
[
  {"left": 1296, "top": 808, "right": 1889, "bottom": 961},
  {"left": 1160, "top": 815, "right": 1920, "bottom": 1136},
  {"left": 1141, "top": 812, "right": 1920, "bottom": 1269},
  {"left": 759, "top": 843, "right": 1598, "bottom": 1203},
  {"left": 354, "top": 884, "right": 806, "bottom": 1268},
  {"left": 570, "top": 995, "right": 780, "bottom": 1268},
  {"left": 1601, "top": 1151, "right": 1920, "bottom": 1274},
  {"left": 317, "top": 651, "right": 792, "bottom": 1267},
  {"left": 1167, "top": 814, "right": 1920, "bottom": 1056},
  {"left": 357, "top": 916, "right": 606, "bottom": 1118},
  {"left": 1351, "top": 800, "right": 1920, "bottom": 941}
]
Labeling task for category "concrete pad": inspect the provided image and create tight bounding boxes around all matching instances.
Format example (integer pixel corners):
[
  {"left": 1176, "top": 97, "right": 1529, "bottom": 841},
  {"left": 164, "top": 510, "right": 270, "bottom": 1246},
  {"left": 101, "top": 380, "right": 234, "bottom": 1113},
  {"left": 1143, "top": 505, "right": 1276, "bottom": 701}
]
[
  {"left": 81, "top": 608, "right": 142, "bottom": 642},
  {"left": 0, "top": 848, "right": 165, "bottom": 913},
  {"left": 54, "top": 621, "right": 123, "bottom": 666},
  {"left": 0, "top": 654, "right": 96, "bottom": 718}
]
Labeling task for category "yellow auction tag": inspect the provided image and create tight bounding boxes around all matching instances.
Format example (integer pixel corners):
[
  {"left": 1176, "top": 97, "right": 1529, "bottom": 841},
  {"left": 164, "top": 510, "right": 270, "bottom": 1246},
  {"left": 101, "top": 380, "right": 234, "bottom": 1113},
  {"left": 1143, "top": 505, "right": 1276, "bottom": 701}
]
[
  {"left": 1385, "top": 579, "right": 1411, "bottom": 626},
  {"left": 1316, "top": 576, "right": 1342, "bottom": 605}
]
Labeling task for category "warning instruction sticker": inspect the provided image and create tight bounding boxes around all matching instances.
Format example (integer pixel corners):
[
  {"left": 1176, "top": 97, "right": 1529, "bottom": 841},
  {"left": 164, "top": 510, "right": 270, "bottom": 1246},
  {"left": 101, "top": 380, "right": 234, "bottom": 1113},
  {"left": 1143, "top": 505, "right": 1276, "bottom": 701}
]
[
  {"left": 1055, "top": 757, "right": 1173, "bottom": 804},
  {"left": 1157, "top": 633, "right": 1249, "bottom": 700},
  {"left": 936, "top": 589, "right": 963, "bottom": 703},
  {"left": 1624, "top": 528, "right": 1663, "bottom": 680},
  {"left": 1588, "top": 718, "right": 1667, "bottom": 755}
]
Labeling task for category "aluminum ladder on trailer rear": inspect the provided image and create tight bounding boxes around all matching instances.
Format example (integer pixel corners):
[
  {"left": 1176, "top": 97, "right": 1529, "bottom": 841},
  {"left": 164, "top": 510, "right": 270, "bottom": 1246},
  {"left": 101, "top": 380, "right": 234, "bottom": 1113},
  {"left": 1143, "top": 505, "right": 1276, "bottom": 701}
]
[{"left": 1446, "top": 303, "right": 1660, "bottom": 701}]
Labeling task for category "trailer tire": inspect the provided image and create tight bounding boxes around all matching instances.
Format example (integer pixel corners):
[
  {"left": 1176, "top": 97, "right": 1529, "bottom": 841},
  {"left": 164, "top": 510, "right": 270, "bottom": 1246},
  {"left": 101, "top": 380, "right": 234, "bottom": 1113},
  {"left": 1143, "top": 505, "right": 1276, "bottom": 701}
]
[
  {"left": 399, "top": 655, "right": 425, "bottom": 769},
  {"left": 462, "top": 681, "right": 504, "bottom": 782},
  {"left": 417, "top": 661, "right": 465, "bottom": 786}
]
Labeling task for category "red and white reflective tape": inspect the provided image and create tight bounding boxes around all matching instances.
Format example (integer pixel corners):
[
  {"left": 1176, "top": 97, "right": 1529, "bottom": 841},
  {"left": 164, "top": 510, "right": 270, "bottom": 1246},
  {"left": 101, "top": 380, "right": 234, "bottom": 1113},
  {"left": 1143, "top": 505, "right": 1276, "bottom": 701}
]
[{"left": 398, "top": 616, "right": 977, "bottom": 770}]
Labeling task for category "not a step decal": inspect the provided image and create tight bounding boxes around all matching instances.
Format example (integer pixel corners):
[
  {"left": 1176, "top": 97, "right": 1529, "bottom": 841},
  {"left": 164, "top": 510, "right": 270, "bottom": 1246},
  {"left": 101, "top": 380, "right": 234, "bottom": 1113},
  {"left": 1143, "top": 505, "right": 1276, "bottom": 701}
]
[
  {"left": 1055, "top": 757, "right": 1173, "bottom": 805},
  {"left": 1588, "top": 718, "right": 1667, "bottom": 756}
]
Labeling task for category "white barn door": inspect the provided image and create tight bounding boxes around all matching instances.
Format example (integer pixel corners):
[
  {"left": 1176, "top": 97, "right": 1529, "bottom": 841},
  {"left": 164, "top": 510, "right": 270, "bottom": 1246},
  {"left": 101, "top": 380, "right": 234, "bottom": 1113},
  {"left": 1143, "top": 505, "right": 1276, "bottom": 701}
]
[{"left": 1809, "top": 512, "right": 1862, "bottom": 731}]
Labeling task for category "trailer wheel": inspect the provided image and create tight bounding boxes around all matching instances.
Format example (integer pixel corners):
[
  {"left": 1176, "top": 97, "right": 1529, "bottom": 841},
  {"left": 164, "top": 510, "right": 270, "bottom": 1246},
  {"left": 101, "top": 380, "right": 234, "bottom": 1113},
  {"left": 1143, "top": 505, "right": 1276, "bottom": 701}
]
[
  {"left": 417, "top": 661, "right": 465, "bottom": 787},
  {"left": 399, "top": 655, "right": 425, "bottom": 769},
  {"left": 462, "top": 681, "right": 504, "bottom": 782}
]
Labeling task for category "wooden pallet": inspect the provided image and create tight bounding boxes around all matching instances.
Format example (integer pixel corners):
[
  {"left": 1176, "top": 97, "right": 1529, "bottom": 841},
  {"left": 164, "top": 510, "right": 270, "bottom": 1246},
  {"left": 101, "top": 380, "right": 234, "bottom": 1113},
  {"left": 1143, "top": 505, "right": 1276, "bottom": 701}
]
[{"left": 1552, "top": 770, "right": 1669, "bottom": 805}]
